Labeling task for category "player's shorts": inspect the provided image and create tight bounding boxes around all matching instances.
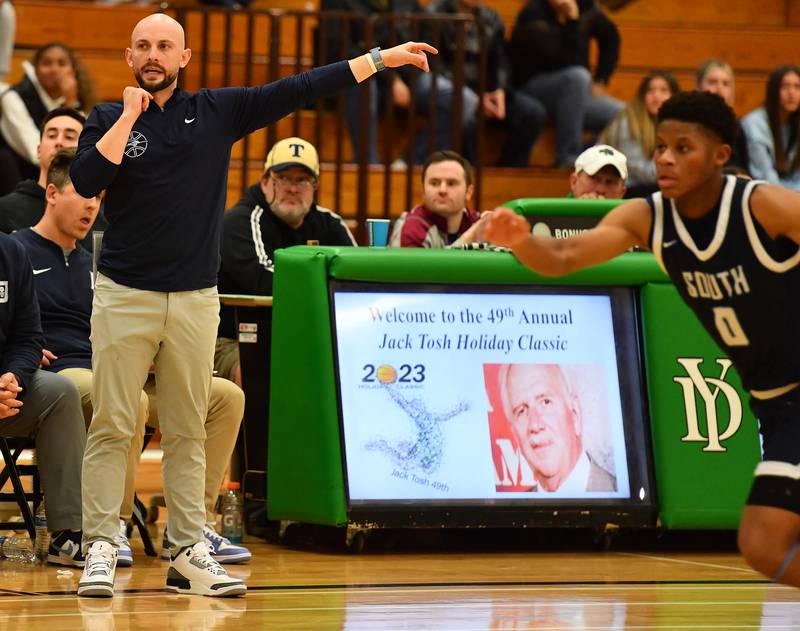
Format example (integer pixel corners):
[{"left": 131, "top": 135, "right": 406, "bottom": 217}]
[
  {"left": 213, "top": 337, "right": 240, "bottom": 383},
  {"left": 746, "top": 385, "right": 800, "bottom": 514}
]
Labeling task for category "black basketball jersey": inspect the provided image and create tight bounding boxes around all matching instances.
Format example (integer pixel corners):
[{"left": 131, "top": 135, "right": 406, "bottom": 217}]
[{"left": 647, "top": 175, "right": 800, "bottom": 392}]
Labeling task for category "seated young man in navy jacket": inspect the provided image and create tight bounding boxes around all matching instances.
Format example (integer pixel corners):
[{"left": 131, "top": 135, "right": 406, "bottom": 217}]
[
  {"left": 14, "top": 149, "right": 250, "bottom": 568},
  {"left": 0, "top": 187, "right": 85, "bottom": 567}
]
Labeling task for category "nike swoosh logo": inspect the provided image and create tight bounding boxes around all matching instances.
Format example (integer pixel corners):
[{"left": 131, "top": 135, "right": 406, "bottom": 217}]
[
  {"left": 663, "top": 240, "right": 677, "bottom": 248},
  {"left": 184, "top": 117, "right": 196, "bottom": 124},
  {"left": 33, "top": 268, "right": 52, "bottom": 275}
]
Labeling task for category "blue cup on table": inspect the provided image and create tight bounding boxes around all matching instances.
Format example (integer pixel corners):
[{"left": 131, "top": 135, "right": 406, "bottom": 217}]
[{"left": 367, "top": 218, "right": 391, "bottom": 247}]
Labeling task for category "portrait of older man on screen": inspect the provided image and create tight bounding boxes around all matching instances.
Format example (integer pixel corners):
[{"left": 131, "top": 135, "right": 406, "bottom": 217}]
[{"left": 498, "top": 363, "right": 617, "bottom": 493}]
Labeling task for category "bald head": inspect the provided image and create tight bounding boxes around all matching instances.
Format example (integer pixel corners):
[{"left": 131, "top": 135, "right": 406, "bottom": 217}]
[
  {"left": 126, "top": 13, "right": 191, "bottom": 96},
  {"left": 131, "top": 13, "right": 186, "bottom": 49}
]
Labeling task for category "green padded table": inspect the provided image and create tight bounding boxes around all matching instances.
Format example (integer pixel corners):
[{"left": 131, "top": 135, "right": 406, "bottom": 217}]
[{"left": 266, "top": 199, "right": 760, "bottom": 531}]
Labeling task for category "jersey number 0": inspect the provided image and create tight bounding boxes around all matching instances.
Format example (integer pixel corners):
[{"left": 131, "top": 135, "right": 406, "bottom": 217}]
[{"left": 713, "top": 306, "right": 750, "bottom": 347}]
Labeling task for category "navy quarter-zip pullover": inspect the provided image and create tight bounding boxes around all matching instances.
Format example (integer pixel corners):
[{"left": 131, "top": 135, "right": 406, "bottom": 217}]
[
  {"left": 70, "top": 62, "right": 356, "bottom": 292},
  {"left": 12, "top": 228, "right": 93, "bottom": 372},
  {"left": 0, "top": 232, "right": 44, "bottom": 394}
]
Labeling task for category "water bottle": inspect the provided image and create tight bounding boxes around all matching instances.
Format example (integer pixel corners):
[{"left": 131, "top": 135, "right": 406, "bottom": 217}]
[
  {"left": 34, "top": 501, "right": 49, "bottom": 563},
  {"left": 0, "top": 535, "right": 35, "bottom": 563},
  {"left": 221, "top": 482, "right": 243, "bottom": 544}
]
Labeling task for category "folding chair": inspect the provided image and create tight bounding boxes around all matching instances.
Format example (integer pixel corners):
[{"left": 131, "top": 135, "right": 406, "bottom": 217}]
[
  {"left": 0, "top": 437, "right": 42, "bottom": 541},
  {"left": 128, "top": 494, "right": 157, "bottom": 557}
]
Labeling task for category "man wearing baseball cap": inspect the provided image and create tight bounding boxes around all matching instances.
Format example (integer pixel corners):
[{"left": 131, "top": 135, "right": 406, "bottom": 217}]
[
  {"left": 569, "top": 144, "right": 628, "bottom": 200},
  {"left": 215, "top": 137, "right": 356, "bottom": 385}
]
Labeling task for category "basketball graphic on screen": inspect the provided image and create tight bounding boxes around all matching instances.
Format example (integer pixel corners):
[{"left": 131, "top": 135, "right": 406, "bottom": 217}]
[{"left": 376, "top": 364, "right": 397, "bottom": 384}]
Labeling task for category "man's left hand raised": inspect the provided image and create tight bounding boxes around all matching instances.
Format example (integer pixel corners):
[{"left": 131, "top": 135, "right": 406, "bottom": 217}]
[{"left": 381, "top": 42, "right": 438, "bottom": 73}]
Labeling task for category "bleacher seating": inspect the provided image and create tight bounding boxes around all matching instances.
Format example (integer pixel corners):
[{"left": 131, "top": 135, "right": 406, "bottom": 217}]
[{"left": 5, "top": 0, "right": 799, "bottom": 217}]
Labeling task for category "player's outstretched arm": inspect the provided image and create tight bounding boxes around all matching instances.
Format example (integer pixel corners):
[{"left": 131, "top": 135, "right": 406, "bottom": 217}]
[
  {"left": 349, "top": 42, "right": 438, "bottom": 83},
  {"left": 485, "top": 199, "right": 652, "bottom": 277},
  {"left": 749, "top": 184, "right": 800, "bottom": 245}
]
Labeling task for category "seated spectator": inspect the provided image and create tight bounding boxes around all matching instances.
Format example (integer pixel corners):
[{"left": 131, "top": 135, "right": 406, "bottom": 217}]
[
  {"left": 413, "top": 0, "right": 544, "bottom": 167},
  {"left": 389, "top": 150, "right": 486, "bottom": 247},
  {"left": 599, "top": 70, "right": 679, "bottom": 196},
  {"left": 742, "top": 64, "right": 800, "bottom": 191},
  {"left": 0, "top": 226, "right": 85, "bottom": 568},
  {"left": 695, "top": 59, "right": 749, "bottom": 172},
  {"left": 569, "top": 144, "right": 627, "bottom": 199},
  {"left": 0, "top": 42, "right": 96, "bottom": 196},
  {"left": 216, "top": 137, "right": 355, "bottom": 384},
  {"left": 0, "top": 107, "right": 105, "bottom": 247},
  {"left": 14, "top": 149, "right": 251, "bottom": 567},
  {"left": 508, "top": 0, "right": 624, "bottom": 167},
  {"left": 321, "top": 0, "right": 423, "bottom": 164}
]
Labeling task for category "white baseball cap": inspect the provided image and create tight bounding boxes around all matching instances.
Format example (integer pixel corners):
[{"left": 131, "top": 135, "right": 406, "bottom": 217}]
[{"left": 574, "top": 144, "right": 628, "bottom": 180}]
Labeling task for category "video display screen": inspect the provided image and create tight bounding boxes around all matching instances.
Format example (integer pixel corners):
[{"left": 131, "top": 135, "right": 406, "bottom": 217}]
[{"left": 330, "top": 283, "right": 654, "bottom": 510}]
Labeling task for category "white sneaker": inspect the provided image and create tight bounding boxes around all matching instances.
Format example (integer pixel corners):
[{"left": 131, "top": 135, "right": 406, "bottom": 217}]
[
  {"left": 78, "top": 541, "right": 117, "bottom": 598},
  {"left": 115, "top": 519, "right": 133, "bottom": 567},
  {"left": 202, "top": 526, "right": 252, "bottom": 564},
  {"left": 162, "top": 526, "right": 253, "bottom": 564},
  {"left": 166, "top": 541, "right": 246, "bottom": 597}
]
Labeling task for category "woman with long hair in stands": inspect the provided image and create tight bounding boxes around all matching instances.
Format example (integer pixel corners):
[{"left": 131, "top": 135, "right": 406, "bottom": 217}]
[
  {"left": 599, "top": 69, "right": 680, "bottom": 197},
  {"left": 742, "top": 64, "right": 800, "bottom": 191},
  {"left": 0, "top": 41, "right": 97, "bottom": 195}
]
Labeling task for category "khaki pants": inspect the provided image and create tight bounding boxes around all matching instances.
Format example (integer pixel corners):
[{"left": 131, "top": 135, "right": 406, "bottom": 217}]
[
  {"left": 82, "top": 273, "right": 219, "bottom": 551},
  {"left": 213, "top": 337, "right": 240, "bottom": 384},
  {"left": 61, "top": 368, "right": 244, "bottom": 528}
]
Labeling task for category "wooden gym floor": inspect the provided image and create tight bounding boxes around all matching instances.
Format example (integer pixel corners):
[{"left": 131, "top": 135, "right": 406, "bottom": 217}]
[
  {"left": 2, "top": 526, "right": 800, "bottom": 629},
  {"left": 3, "top": 455, "right": 800, "bottom": 629}
]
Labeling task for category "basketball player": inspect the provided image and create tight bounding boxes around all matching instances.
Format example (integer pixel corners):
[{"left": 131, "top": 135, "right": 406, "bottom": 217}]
[{"left": 485, "top": 91, "right": 800, "bottom": 587}]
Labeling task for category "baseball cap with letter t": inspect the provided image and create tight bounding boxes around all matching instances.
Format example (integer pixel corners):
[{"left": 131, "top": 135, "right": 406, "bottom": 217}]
[
  {"left": 264, "top": 137, "right": 320, "bottom": 177},
  {"left": 574, "top": 144, "right": 628, "bottom": 180}
]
